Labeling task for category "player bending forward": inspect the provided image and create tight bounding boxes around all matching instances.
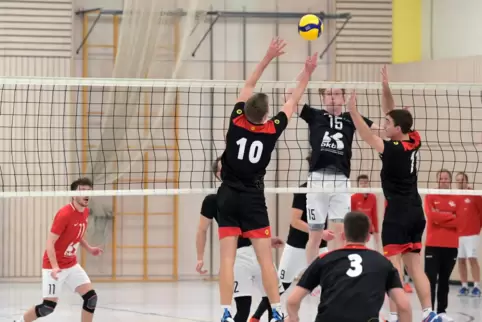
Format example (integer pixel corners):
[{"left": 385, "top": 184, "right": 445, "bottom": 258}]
[
  {"left": 250, "top": 155, "right": 334, "bottom": 322},
  {"left": 217, "top": 37, "right": 318, "bottom": 322},
  {"left": 15, "top": 178, "right": 102, "bottom": 322},
  {"left": 348, "top": 74, "right": 441, "bottom": 321},
  {"left": 196, "top": 157, "right": 284, "bottom": 322},
  {"left": 299, "top": 84, "right": 379, "bottom": 264},
  {"left": 286, "top": 211, "right": 412, "bottom": 322}
]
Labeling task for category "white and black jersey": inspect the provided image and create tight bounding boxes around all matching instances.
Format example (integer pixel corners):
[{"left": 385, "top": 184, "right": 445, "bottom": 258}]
[{"left": 300, "top": 105, "right": 373, "bottom": 178}]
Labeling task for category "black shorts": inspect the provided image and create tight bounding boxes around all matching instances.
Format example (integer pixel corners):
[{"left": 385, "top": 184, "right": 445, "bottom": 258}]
[
  {"left": 216, "top": 184, "right": 271, "bottom": 239},
  {"left": 382, "top": 202, "right": 426, "bottom": 257}
]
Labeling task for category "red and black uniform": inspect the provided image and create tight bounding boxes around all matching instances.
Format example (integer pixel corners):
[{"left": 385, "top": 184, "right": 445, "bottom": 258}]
[
  {"left": 423, "top": 194, "right": 459, "bottom": 314},
  {"left": 218, "top": 101, "right": 288, "bottom": 239},
  {"left": 455, "top": 194, "right": 482, "bottom": 238},
  {"left": 380, "top": 131, "right": 425, "bottom": 257},
  {"left": 351, "top": 193, "right": 378, "bottom": 234}
]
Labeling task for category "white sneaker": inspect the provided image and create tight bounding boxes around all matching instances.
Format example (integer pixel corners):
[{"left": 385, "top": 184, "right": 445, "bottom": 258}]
[{"left": 438, "top": 313, "right": 454, "bottom": 322}]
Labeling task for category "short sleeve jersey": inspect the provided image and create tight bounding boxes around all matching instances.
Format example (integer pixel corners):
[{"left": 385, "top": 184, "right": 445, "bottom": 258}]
[
  {"left": 287, "top": 182, "right": 327, "bottom": 249},
  {"left": 221, "top": 102, "right": 288, "bottom": 191},
  {"left": 42, "top": 203, "right": 89, "bottom": 269},
  {"left": 299, "top": 105, "right": 373, "bottom": 177},
  {"left": 380, "top": 130, "right": 422, "bottom": 204},
  {"left": 201, "top": 194, "right": 251, "bottom": 248},
  {"left": 297, "top": 245, "right": 402, "bottom": 322}
]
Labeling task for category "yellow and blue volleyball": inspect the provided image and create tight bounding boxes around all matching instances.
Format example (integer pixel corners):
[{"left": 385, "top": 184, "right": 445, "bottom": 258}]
[{"left": 298, "top": 14, "right": 323, "bottom": 41}]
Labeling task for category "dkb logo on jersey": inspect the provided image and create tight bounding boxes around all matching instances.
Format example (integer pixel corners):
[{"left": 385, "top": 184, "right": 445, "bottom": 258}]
[{"left": 321, "top": 131, "right": 344, "bottom": 155}]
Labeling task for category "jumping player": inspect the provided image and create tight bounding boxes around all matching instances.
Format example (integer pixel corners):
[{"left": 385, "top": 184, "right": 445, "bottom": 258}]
[
  {"left": 454, "top": 171, "right": 482, "bottom": 297},
  {"left": 299, "top": 84, "right": 379, "bottom": 264},
  {"left": 348, "top": 66, "right": 441, "bottom": 322},
  {"left": 424, "top": 169, "right": 459, "bottom": 321},
  {"left": 217, "top": 37, "right": 318, "bottom": 322},
  {"left": 196, "top": 157, "right": 284, "bottom": 322},
  {"left": 250, "top": 155, "right": 334, "bottom": 322},
  {"left": 351, "top": 174, "right": 379, "bottom": 250},
  {"left": 286, "top": 211, "right": 412, "bottom": 322},
  {"left": 15, "top": 178, "right": 102, "bottom": 322}
]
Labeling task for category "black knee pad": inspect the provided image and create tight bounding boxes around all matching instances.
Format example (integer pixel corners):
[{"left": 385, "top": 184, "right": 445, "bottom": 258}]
[
  {"left": 35, "top": 300, "right": 57, "bottom": 317},
  {"left": 82, "top": 290, "right": 98, "bottom": 313},
  {"left": 234, "top": 296, "right": 251, "bottom": 322}
]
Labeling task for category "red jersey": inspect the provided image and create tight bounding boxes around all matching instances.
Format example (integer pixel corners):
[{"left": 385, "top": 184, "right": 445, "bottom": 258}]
[
  {"left": 42, "top": 203, "right": 89, "bottom": 269},
  {"left": 455, "top": 195, "right": 482, "bottom": 236},
  {"left": 351, "top": 193, "right": 379, "bottom": 233},
  {"left": 424, "top": 194, "right": 458, "bottom": 248}
]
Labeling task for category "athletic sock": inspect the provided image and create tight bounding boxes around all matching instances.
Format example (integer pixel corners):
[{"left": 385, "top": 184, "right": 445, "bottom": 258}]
[
  {"left": 462, "top": 282, "right": 469, "bottom": 288},
  {"left": 474, "top": 282, "right": 480, "bottom": 288},
  {"left": 422, "top": 308, "right": 433, "bottom": 319},
  {"left": 271, "top": 302, "right": 282, "bottom": 316},
  {"left": 388, "top": 312, "right": 398, "bottom": 322}
]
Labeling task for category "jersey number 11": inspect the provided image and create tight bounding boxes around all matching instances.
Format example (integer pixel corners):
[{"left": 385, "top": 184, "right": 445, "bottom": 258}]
[{"left": 236, "top": 138, "right": 264, "bottom": 164}]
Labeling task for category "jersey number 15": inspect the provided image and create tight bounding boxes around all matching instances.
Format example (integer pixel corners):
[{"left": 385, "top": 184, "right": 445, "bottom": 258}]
[{"left": 236, "top": 138, "right": 264, "bottom": 164}]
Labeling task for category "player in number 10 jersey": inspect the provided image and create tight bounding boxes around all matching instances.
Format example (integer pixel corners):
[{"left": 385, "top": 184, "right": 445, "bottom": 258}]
[
  {"left": 15, "top": 178, "right": 103, "bottom": 322},
  {"left": 217, "top": 37, "right": 318, "bottom": 322},
  {"left": 348, "top": 66, "right": 442, "bottom": 322}
]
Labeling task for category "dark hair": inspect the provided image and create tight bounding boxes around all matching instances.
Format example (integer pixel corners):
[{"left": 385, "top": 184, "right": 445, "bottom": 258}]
[
  {"left": 386, "top": 109, "right": 413, "bottom": 134},
  {"left": 245, "top": 93, "right": 269, "bottom": 124},
  {"left": 437, "top": 169, "right": 452, "bottom": 181},
  {"left": 356, "top": 174, "right": 369, "bottom": 182},
  {"left": 456, "top": 171, "right": 468, "bottom": 182},
  {"left": 319, "top": 88, "right": 346, "bottom": 97},
  {"left": 344, "top": 211, "right": 370, "bottom": 243},
  {"left": 212, "top": 156, "right": 222, "bottom": 181},
  {"left": 71, "top": 177, "right": 93, "bottom": 191}
]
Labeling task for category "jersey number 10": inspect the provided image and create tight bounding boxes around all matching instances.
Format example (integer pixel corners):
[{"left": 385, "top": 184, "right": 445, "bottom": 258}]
[{"left": 236, "top": 138, "right": 264, "bottom": 164}]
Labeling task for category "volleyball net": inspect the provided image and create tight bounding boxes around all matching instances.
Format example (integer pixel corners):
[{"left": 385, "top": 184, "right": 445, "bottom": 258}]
[{"left": 0, "top": 77, "right": 480, "bottom": 196}]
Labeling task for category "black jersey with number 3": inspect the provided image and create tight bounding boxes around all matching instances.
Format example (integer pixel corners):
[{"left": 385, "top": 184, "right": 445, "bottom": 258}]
[
  {"left": 300, "top": 104, "right": 373, "bottom": 178},
  {"left": 221, "top": 102, "right": 288, "bottom": 191},
  {"left": 380, "top": 131, "right": 422, "bottom": 203},
  {"left": 297, "top": 245, "right": 402, "bottom": 322}
]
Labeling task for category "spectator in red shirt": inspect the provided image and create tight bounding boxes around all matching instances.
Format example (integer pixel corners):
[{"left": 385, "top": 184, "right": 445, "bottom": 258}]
[
  {"left": 424, "top": 169, "right": 458, "bottom": 320},
  {"left": 351, "top": 174, "right": 379, "bottom": 250},
  {"left": 455, "top": 171, "right": 482, "bottom": 297}
]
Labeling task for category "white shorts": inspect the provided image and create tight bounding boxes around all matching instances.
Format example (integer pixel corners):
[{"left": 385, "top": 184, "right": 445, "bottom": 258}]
[
  {"left": 458, "top": 235, "right": 480, "bottom": 259},
  {"left": 306, "top": 170, "right": 351, "bottom": 228},
  {"left": 42, "top": 264, "right": 91, "bottom": 298},
  {"left": 278, "top": 244, "right": 328, "bottom": 283},
  {"left": 233, "top": 246, "right": 283, "bottom": 298}
]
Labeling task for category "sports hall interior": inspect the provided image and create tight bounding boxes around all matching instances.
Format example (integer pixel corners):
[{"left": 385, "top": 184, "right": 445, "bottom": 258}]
[{"left": 1, "top": 0, "right": 482, "bottom": 321}]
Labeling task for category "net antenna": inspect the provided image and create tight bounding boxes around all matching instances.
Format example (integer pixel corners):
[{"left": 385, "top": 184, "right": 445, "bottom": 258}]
[{"left": 86, "top": 0, "right": 202, "bottom": 186}]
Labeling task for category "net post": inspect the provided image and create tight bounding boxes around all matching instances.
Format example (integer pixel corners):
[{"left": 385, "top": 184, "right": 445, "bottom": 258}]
[
  {"left": 143, "top": 152, "right": 149, "bottom": 281},
  {"left": 172, "top": 17, "right": 181, "bottom": 281},
  {"left": 112, "top": 179, "right": 118, "bottom": 280}
]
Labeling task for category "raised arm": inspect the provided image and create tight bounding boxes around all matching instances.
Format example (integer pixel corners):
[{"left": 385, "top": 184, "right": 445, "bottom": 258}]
[
  {"left": 282, "top": 52, "right": 318, "bottom": 120},
  {"left": 347, "top": 91, "right": 385, "bottom": 153},
  {"left": 381, "top": 65, "right": 396, "bottom": 114},
  {"left": 237, "top": 37, "right": 286, "bottom": 103}
]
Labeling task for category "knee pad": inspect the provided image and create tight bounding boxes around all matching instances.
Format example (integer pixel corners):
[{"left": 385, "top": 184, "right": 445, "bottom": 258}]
[
  {"left": 35, "top": 300, "right": 57, "bottom": 317},
  {"left": 82, "top": 290, "right": 98, "bottom": 313}
]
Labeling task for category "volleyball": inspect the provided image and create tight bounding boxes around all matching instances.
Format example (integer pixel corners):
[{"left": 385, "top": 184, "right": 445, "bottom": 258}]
[{"left": 298, "top": 14, "right": 323, "bottom": 41}]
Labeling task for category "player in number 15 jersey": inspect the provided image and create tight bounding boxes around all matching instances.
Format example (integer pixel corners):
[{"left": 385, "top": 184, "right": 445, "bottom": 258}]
[
  {"left": 15, "top": 178, "right": 103, "bottom": 322},
  {"left": 217, "top": 37, "right": 318, "bottom": 322},
  {"left": 348, "top": 66, "right": 442, "bottom": 322}
]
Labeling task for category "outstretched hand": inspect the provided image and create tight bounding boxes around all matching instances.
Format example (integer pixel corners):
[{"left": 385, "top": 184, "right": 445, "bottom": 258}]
[
  {"left": 304, "top": 52, "right": 318, "bottom": 74},
  {"left": 347, "top": 90, "right": 357, "bottom": 113},
  {"left": 271, "top": 236, "right": 285, "bottom": 248},
  {"left": 266, "top": 37, "right": 287, "bottom": 60},
  {"left": 381, "top": 65, "right": 389, "bottom": 85}
]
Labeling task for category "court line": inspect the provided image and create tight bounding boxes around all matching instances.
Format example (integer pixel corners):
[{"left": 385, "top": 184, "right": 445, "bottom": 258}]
[
  {"left": 457, "top": 312, "right": 475, "bottom": 322},
  {"left": 78, "top": 304, "right": 212, "bottom": 322}
]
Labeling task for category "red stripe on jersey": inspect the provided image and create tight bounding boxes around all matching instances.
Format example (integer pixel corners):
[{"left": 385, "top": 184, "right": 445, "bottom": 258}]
[
  {"left": 401, "top": 131, "right": 421, "bottom": 151},
  {"left": 243, "top": 226, "right": 271, "bottom": 238},
  {"left": 218, "top": 227, "right": 242, "bottom": 239},
  {"left": 232, "top": 115, "right": 276, "bottom": 134}
]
